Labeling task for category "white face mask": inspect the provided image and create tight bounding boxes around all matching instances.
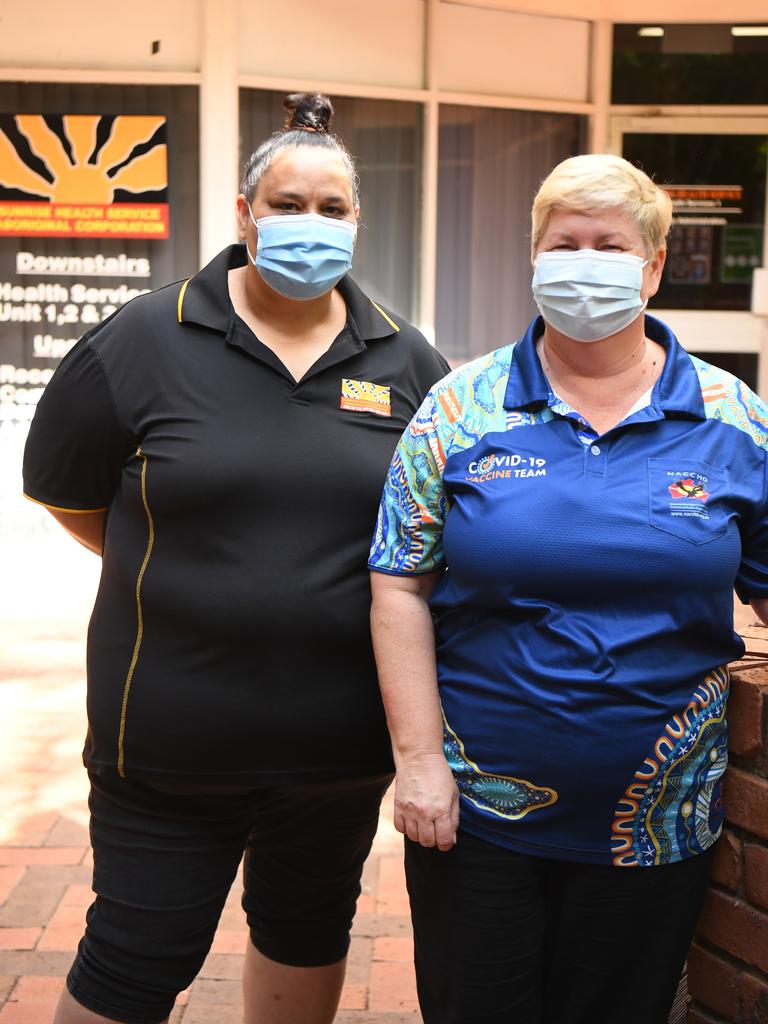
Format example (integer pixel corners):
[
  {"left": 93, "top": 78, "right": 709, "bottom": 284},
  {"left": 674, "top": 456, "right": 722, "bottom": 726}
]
[{"left": 532, "top": 249, "right": 648, "bottom": 343}]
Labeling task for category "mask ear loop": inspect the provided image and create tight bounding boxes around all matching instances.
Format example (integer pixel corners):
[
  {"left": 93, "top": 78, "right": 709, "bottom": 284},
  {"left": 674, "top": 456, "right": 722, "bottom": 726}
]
[{"left": 245, "top": 205, "right": 259, "bottom": 266}]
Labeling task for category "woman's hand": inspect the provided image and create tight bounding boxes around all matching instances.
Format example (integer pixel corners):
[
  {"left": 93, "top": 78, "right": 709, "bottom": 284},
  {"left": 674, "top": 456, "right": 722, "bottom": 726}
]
[{"left": 394, "top": 751, "right": 460, "bottom": 851}]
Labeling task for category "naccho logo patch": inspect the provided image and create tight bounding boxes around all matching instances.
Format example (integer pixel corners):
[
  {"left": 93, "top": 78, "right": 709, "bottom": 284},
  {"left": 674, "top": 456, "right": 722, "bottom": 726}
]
[
  {"left": 666, "top": 471, "right": 712, "bottom": 520},
  {"left": 668, "top": 477, "right": 710, "bottom": 502}
]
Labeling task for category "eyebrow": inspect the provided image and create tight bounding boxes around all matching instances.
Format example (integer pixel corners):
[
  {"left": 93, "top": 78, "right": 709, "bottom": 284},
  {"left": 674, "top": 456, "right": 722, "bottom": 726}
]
[
  {"left": 548, "top": 230, "right": 632, "bottom": 244},
  {"left": 270, "top": 189, "right": 348, "bottom": 204}
]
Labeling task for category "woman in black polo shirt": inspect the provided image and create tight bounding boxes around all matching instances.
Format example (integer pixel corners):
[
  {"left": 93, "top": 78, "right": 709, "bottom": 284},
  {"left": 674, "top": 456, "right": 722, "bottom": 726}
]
[{"left": 23, "top": 93, "right": 449, "bottom": 1024}]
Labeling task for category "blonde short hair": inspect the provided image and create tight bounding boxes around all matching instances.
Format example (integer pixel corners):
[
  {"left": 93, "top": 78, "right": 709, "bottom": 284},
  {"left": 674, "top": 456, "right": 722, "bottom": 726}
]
[{"left": 530, "top": 154, "right": 673, "bottom": 259}]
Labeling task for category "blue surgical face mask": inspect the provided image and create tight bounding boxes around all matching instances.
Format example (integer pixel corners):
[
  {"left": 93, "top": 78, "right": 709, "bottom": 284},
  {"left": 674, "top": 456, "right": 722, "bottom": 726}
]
[
  {"left": 532, "top": 249, "right": 648, "bottom": 343},
  {"left": 246, "top": 209, "right": 356, "bottom": 300}
]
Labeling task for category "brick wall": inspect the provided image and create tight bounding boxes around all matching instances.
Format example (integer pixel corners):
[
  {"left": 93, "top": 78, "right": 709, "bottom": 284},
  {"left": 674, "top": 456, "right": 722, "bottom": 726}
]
[{"left": 688, "top": 635, "right": 768, "bottom": 1024}]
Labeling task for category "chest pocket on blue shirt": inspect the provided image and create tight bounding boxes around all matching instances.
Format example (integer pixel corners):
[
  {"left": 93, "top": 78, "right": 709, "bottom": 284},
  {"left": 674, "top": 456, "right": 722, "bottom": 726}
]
[{"left": 648, "top": 458, "right": 730, "bottom": 545}]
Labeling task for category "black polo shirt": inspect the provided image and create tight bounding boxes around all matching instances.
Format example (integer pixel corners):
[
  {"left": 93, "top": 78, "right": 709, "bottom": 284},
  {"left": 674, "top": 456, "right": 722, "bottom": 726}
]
[{"left": 23, "top": 244, "right": 449, "bottom": 784}]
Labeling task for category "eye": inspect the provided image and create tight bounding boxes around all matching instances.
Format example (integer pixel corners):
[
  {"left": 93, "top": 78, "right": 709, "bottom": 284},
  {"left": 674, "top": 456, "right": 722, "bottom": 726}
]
[{"left": 322, "top": 206, "right": 347, "bottom": 217}]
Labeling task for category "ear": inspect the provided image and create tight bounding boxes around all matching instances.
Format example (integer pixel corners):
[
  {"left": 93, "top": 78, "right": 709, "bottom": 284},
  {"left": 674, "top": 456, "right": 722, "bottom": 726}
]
[
  {"left": 235, "top": 195, "right": 252, "bottom": 241},
  {"left": 644, "top": 246, "right": 667, "bottom": 301}
]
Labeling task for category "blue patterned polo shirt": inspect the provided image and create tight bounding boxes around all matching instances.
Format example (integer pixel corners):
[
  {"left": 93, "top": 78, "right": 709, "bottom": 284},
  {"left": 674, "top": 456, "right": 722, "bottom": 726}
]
[{"left": 369, "top": 315, "right": 768, "bottom": 866}]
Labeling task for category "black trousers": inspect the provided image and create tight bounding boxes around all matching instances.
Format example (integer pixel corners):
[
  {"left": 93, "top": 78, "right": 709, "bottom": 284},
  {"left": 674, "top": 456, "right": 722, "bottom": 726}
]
[{"left": 405, "top": 830, "right": 714, "bottom": 1024}]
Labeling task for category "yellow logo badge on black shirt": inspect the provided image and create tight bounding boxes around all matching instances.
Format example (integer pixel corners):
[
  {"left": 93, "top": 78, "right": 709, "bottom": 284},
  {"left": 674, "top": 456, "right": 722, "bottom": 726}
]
[{"left": 340, "top": 379, "right": 391, "bottom": 417}]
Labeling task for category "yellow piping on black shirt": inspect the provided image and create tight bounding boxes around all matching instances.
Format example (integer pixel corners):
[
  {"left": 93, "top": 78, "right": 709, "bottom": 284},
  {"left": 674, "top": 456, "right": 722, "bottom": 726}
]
[
  {"left": 22, "top": 494, "right": 108, "bottom": 514},
  {"left": 117, "top": 447, "right": 155, "bottom": 777},
  {"left": 177, "top": 278, "right": 190, "bottom": 323},
  {"left": 371, "top": 300, "right": 400, "bottom": 333}
]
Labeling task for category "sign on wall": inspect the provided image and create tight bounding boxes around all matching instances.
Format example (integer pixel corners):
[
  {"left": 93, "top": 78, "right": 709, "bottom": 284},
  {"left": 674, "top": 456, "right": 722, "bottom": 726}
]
[
  {"left": 0, "top": 116, "right": 167, "bottom": 466},
  {"left": 0, "top": 85, "right": 199, "bottom": 550},
  {"left": 0, "top": 114, "right": 169, "bottom": 238}
]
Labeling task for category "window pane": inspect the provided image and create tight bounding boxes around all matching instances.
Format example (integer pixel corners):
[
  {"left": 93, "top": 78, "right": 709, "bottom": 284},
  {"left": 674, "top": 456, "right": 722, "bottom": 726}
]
[
  {"left": 688, "top": 351, "right": 757, "bottom": 391},
  {"left": 239, "top": 90, "right": 421, "bottom": 322},
  {"left": 0, "top": 82, "right": 199, "bottom": 546},
  {"left": 613, "top": 24, "right": 768, "bottom": 105},
  {"left": 623, "top": 133, "right": 767, "bottom": 311},
  {"left": 436, "top": 106, "right": 584, "bottom": 363}
]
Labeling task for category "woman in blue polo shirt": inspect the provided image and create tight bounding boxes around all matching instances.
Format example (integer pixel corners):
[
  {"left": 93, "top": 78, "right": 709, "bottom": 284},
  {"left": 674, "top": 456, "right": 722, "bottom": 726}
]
[
  {"left": 369, "top": 154, "right": 768, "bottom": 1024},
  {"left": 23, "top": 93, "right": 448, "bottom": 1024}
]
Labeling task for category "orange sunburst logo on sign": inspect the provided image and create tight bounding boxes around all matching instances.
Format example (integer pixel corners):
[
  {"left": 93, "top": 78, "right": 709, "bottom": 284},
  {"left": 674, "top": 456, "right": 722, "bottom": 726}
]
[{"left": 0, "top": 114, "right": 169, "bottom": 239}]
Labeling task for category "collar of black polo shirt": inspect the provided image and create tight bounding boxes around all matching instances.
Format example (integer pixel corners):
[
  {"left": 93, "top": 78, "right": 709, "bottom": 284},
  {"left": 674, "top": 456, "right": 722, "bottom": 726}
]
[{"left": 177, "top": 243, "right": 400, "bottom": 344}]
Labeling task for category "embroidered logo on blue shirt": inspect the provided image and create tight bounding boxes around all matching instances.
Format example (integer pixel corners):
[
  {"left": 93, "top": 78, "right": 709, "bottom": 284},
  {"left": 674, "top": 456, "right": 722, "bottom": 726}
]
[{"left": 465, "top": 452, "right": 547, "bottom": 483}]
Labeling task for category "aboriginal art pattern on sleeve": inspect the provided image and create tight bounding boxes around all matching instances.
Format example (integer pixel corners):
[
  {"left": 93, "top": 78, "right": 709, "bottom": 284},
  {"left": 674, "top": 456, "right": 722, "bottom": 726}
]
[
  {"left": 369, "top": 344, "right": 517, "bottom": 574},
  {"left": 443, "top": 712, "right": 558, "bottom": 820},
  {"left": 693, "top": 356, "right": 768, "bottom": 450},
  {"left": 610, "top": 667, "right": 728, "bottom": 868}
]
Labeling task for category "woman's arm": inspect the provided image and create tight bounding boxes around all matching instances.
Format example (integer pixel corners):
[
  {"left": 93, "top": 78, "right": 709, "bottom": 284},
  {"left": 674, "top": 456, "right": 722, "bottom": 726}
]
[
  {"left": 750, "top": 598, "right": 768, "bottom": 626},
  {"left": 370, "top": 570, "right": 459, "bottom": 851},
  {"left": 46, "top": 509, "right": 106, "bottom": 556}
]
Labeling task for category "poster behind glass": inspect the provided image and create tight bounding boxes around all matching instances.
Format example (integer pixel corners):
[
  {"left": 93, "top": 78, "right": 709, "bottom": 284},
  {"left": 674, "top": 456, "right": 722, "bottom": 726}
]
[
  {"left": 0, "top": 84, "right": 199, "bottom": 550},
  {"left": 623, "top": 133, "right": 766, "bottom": 312}
]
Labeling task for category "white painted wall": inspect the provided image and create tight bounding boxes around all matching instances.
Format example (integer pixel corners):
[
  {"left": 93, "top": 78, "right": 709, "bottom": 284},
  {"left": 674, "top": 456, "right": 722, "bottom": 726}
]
[
  {"left": 654, "top": 311, "right": 764, "bottom": 353},
  {"left": 0, "top": 0, "right": 200, "bottom": 71},
  {"left": 239, "top": 0, "right": 427, "bottom": 89},
  {"left": 451, "top": 0, "right": 768, "bottom": 23},
  {"left": 2, "top": 0, "right": 765, "bottom": 87},
  {"left": 437, "top": 4, "right": 589, "bottom": 101}
]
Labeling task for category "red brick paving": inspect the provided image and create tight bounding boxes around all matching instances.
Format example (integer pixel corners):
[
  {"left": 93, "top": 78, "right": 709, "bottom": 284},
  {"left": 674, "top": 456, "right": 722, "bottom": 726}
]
[
  {"left": 5, "top": 544, "right": 755, "bottom": 1023},
  {"left": 0, "top": 589, "right": 420, "bottom": 1021}
]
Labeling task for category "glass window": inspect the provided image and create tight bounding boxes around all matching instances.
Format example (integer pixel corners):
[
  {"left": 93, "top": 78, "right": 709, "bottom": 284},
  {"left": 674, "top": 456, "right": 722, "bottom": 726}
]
[
  {"left": 436, "top": 106, "right": 584, "bottom": 363},
  {"left": 0, "top": 82, "right": 199, "bottom": 545},
  {"left": 239, "top": 90, "right": 421, "bottom": 323},
  {"left": 689, "top": 351, "right": 757, "bottom": 391},
  {"left": 622, "top": 133, "right": 767, "bottom": 311},
  {"left": 613, "top": 24, "right": 768, "bottom": 105}
]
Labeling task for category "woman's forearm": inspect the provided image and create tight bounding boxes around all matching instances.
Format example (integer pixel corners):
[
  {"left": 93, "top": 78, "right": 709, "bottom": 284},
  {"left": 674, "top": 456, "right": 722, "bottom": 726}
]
[
  {"left": 47, "top": 508, "right": 106, "bottom": 556},
  {"left": 370, "top": 571, "right": 459, "bottom": 849},
  {"left": 370, "top": 575, "right": 444, "bottom": 760},
  {"left": 750, "top": 597, "right": 768, "bottom": 626}
]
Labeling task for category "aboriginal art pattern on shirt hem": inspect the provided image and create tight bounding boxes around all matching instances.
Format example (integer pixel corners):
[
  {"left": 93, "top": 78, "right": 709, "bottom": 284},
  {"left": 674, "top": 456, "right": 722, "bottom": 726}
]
[
  {"left": 443, "top": 712, "right": 558, "bottom": 821},
  {"left": 610, "top": 667, "right": 729, "bottom": 868}
]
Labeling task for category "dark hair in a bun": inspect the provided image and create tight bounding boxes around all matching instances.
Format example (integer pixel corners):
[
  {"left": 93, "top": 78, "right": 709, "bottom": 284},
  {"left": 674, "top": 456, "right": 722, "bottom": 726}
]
[
  {"left": 283, "top": 92, "right": 334, "bottom": 133},
  {"left": 241, "top": 92, "right": 358, "bottom": 204}
]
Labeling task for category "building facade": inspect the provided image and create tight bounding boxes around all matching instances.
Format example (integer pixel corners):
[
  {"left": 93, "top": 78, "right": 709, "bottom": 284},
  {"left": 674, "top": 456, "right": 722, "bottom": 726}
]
[{"left": 1, "top": 0, "right": 767, "bottom": 546}]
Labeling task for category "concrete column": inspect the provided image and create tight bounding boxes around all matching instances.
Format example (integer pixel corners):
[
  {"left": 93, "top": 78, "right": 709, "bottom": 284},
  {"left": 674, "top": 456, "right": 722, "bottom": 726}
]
[
  {"left": 199, "top": 0, "right": 240, "bottom": 267},
  {"left": 419, "top": 0, "right": 439, "bottom": 343},
  {"left": 588, "top": 19, "right": 612, "bottom": 154}
]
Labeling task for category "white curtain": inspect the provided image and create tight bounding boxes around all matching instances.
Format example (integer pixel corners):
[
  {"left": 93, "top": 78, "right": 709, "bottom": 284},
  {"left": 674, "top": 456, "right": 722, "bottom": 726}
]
[{"left": 436, "top": 106, "right": 584, "bottom": 363}]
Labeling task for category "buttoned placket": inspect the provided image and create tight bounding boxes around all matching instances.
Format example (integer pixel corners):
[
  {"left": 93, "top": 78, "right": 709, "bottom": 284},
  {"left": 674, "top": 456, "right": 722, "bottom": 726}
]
[
  {"left": 547, "top": 392, "right": 609, "bottom": 478},
  {"left": 225, "top": 313, "right": 368, "bottom": 407}
]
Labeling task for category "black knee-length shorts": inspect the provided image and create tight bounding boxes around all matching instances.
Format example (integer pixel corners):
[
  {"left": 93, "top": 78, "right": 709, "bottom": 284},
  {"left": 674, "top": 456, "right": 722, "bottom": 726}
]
[{"left": 66, "top": 769, "right": 392, "bottom": 1024}]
